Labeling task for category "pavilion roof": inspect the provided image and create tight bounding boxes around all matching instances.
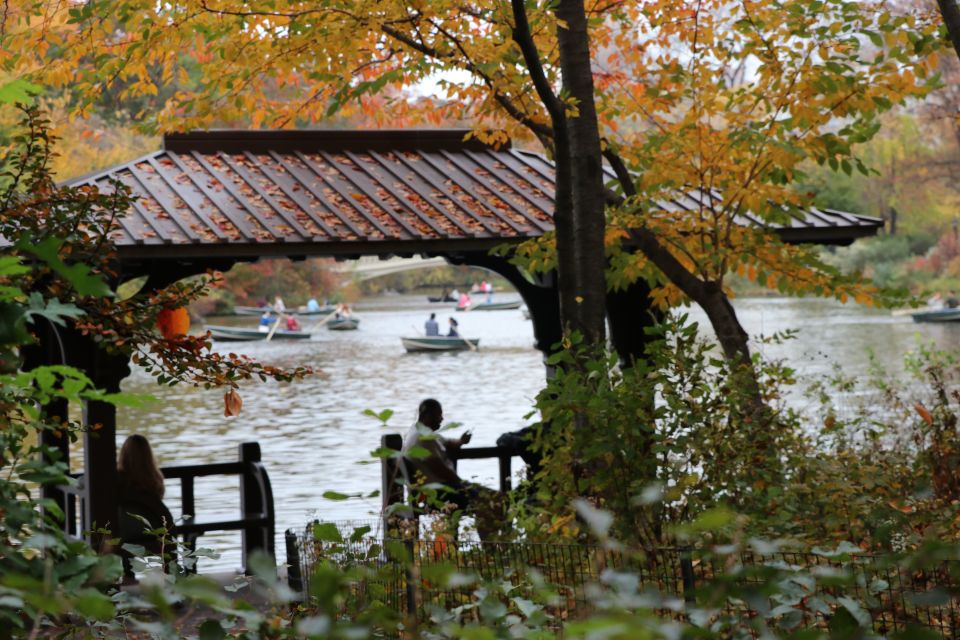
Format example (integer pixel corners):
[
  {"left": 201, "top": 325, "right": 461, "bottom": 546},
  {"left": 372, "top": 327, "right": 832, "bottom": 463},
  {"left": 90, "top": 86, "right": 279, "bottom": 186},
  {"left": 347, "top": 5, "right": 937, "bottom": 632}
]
[{"left": 68, "top": 129, "right": 882, "bottom": 261}]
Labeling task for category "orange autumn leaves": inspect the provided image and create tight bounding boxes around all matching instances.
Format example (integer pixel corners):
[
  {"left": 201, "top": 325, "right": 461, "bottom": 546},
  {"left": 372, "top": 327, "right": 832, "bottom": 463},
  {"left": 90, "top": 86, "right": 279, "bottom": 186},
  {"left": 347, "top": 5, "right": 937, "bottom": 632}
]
[
  {"left": 0, "top": 0, "right": 943, "bottom": 315},
  {"left": 224, "top": 388, "right": 243, "bottom": 417}
]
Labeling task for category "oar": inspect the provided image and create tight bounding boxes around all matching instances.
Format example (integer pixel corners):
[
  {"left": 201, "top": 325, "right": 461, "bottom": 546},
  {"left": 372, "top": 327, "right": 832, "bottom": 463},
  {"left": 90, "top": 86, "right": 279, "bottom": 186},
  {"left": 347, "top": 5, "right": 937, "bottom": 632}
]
[
  {"left": 310, "top": 309, "right": 341, "bottom": 332},
  {"left": 464, "top": 337, "right": 478, "bottom": 352},
  {"left": 891, "top": 308, "right": 919, "bottom": 317},
  {"left": 264, "top": 315, "right": 284, "bottom": 342},
  {"left": 444, "top": 322, "right": 477, "bottom": 352}
]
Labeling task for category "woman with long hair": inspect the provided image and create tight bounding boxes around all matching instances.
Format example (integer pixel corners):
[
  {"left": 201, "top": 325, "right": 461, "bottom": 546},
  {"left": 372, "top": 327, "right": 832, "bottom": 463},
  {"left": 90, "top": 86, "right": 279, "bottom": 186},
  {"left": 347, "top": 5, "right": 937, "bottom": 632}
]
[
  {"left": 118, "top": 434, "right": 165, "bottom": 501},
  {"left": 117, "top": 434, "right": 175, "bottom": 579}
]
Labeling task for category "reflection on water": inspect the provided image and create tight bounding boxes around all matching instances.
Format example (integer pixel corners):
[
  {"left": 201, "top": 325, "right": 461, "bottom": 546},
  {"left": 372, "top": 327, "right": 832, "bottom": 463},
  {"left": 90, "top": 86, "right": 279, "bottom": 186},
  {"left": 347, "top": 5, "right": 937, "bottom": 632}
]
[{"left": 112, "top": 294, "right": 957, "bottom": 571}]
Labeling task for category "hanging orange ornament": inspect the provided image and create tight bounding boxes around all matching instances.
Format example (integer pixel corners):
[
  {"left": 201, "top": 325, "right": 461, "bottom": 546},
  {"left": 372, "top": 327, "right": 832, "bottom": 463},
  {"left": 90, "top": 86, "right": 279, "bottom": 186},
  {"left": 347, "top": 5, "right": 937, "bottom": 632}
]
[{"left": 156, "top": 307, "right": 190, "bottom": 340}]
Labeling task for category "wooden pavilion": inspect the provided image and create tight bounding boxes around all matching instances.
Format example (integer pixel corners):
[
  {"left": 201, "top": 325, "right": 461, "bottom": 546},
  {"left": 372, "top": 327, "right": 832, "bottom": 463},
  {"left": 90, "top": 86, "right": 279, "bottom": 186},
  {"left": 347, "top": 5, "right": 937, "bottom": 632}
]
[{"left": 28, "top": 129, "right": 883, "bottom": 560}]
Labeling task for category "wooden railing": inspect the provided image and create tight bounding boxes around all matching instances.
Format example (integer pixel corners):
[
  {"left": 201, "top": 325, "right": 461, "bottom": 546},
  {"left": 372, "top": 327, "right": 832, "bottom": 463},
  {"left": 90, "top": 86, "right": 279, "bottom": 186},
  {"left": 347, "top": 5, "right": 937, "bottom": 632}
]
[{"left": 61, "top": 442, "right": 275, "bottom": 574}]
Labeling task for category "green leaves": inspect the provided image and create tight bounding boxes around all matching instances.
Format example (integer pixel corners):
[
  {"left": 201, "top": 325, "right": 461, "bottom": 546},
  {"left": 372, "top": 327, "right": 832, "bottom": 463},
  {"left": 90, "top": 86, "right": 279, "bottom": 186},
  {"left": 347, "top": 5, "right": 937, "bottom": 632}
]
[
  {"left": 0, "top": 79, "right": 41, "bottom": 105},
  {"left": 21, "top": 238, "right": 113, "bottom": 298},
  {"left": 313, "top": 522, "right": 344, "bottom": 543},
  {"left": 73, "top": 589, "right": 116, "bottom": 620},
  {"left": 24, "top": 293, "right": 86, "bottom": 327},
  {"left": 362, "top": 408, "right": 395, "bottom": 424},
  {"left": 198, "top": 620, "right": 227, "bottom": 640}
]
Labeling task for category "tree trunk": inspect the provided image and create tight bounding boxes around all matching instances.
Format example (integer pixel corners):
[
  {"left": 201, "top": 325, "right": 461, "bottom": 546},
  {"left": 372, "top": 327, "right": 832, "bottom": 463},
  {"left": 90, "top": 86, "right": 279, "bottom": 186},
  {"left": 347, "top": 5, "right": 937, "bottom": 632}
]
[
  {"left": 510, "top": 0, "right": 606, "bottom": 347},
  {"left": 552, "top": 120, "right": 580, "bottom": 349},
  {"left": 627, "top": 225, "right": 765, "bottom": 411},
  {"left": 554, "top": 0, "right": 607, "bottom": 346},
  {"left": 938, "top": 0, "right": 960, "bottom": 63}
]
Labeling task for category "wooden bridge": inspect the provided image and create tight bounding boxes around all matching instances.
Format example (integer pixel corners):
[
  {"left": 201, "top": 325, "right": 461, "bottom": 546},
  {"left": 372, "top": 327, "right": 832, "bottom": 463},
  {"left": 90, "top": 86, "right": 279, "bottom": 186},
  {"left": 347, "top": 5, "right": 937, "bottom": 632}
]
[{"left": 330, "top": 255, "right": 450, "bottom": 281}]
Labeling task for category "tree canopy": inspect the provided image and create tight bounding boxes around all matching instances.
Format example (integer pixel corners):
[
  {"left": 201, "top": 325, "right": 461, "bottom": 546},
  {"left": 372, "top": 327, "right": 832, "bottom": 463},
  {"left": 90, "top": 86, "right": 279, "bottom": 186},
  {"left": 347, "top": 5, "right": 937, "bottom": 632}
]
[{"left": 0, "top": 0, "right": 944, "bottom": 372}]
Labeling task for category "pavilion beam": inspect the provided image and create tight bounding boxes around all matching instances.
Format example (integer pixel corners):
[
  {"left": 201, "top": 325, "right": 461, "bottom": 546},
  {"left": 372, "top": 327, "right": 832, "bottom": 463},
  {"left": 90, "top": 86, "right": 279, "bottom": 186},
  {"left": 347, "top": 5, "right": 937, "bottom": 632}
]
[{"left": 444, "top": 251, "right": 562, "bottom": 361}]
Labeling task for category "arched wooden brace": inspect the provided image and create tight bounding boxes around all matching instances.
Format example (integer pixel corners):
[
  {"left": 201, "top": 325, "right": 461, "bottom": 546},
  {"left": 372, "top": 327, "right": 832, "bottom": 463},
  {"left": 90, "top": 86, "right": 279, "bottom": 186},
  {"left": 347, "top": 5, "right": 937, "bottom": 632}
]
[
  {"left": 443, "top": 251, "right": 562, "bottom": 360},
  {"left": 123, "top": 257, "right": 242, "bottom": 292},
  {"left": 25, "top": 319, "right": 132, "bottom": 548},
  {"left": 606, "top": 279, "right": 662, "bottom": 367},
  {"left": 445, "top": 251, "right": 662, "bottom": 369},
  {"left": 22, "top": 318, "right": 73, "bottom": 525}
]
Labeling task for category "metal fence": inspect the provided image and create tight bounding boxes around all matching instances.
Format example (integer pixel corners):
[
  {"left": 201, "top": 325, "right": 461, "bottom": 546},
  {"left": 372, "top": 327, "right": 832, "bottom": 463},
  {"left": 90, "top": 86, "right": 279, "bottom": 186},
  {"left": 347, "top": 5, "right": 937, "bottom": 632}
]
[{"left": 285, "top": 522, "right": 960, "bottom": 637}]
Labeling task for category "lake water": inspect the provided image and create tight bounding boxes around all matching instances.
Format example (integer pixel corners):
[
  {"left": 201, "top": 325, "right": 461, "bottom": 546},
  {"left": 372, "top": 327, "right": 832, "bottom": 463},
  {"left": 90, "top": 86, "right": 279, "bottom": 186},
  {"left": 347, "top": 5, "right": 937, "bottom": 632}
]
[{"left": 105, "top": 294, "right": 960, "bottom": 571}]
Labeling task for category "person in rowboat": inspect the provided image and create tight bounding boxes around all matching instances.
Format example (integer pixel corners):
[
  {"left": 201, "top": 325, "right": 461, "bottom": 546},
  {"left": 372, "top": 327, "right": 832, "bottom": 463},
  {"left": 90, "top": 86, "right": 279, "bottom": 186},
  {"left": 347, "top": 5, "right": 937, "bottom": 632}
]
[
  {"left": 258, "top": 310, "right": 272, "bottom": 333},
  {"left": 425, "top": 313, "right": 440, "bottom": 336},
  {"left": 401, "top": 399, "right": 504, "bottom": 541},
  {"left": 447, "top": 317, "right": 460, "bottom": 337}
]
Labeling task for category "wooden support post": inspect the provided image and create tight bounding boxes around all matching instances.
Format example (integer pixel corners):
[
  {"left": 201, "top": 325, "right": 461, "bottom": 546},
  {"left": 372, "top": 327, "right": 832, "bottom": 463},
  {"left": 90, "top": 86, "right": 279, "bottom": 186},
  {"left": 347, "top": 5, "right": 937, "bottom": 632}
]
[
  {"left": 81, "top": 345, "right": 130, "bottom": 552},
  {"left": 498, "top": 454, "right": 512, "bottom": 493},
  {"left": 83, "top": 397, "right": 119, "bottom": 551},
  {"left": 606, "top": 279, "right": 661, "bottom": 368}
]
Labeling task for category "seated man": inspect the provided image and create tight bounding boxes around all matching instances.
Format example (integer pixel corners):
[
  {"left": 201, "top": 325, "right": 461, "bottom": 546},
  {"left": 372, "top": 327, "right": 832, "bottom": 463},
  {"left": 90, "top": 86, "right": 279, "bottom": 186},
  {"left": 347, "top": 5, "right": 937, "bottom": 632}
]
[
  {"left": 401, "top": 399, "right": 503, "bottom": 539},
  {"left": 425, "top": 313, "right": 439, "bottom": 336}
]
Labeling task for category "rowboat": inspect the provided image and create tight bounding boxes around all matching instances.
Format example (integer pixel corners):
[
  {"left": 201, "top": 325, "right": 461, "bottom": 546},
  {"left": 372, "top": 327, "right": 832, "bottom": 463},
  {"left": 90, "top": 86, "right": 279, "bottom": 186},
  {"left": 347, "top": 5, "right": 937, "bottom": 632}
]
[
  {"left": 455, "top": 300, "right": 522, "bottom": 312},
  {"left": 206, "top": 325, "right": 312, "bottom": 341},
  {"left": 401, "top": 336, "right": 480, "bottom": 352},
  {"left": 327, "top": 317, "right": 360, "bottom": 331},
  {"left": 233, "top": 305, "right": 336, "bottom": 316},
  {"left": 427, "top": 295, "right": 456, "bottom": 303},
  {"left": 911, "top": 309, "right": 960, "bottom": 323}
]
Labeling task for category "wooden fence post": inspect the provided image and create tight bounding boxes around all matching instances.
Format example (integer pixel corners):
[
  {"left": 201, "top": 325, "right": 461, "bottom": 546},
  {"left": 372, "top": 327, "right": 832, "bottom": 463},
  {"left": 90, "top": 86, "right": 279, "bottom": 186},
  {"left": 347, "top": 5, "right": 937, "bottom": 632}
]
[
  {"left": 381, "top": 434, "right": 405, "bottom": 532},
  {"left": 285, "top": 528, "right": 303, "bottom": 593},
  {"left": 679, "top": 546, "right": 696, "bottom": 604}
]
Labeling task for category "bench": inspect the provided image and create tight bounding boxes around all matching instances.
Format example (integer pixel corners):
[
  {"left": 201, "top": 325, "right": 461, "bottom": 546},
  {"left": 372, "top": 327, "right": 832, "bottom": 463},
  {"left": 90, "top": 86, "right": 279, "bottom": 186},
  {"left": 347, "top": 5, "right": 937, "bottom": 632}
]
[{"left": 379, "top": 433, "right": 516, "bottom": 532}]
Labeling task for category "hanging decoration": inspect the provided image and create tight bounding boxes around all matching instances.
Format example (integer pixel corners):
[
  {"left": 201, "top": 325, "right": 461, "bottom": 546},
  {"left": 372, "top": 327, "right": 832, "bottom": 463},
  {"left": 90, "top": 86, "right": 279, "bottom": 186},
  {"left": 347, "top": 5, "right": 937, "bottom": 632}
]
[{"left": 156, "top": 307, "right": 190, "bottom": 340}]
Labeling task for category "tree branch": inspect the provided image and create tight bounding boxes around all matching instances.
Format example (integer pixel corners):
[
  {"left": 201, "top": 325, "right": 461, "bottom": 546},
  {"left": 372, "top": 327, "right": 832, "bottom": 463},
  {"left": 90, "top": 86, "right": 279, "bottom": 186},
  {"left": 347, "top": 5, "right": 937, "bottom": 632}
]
[
  {"left": 938, "top": 0, "right": 960, "bottom": 64},
  {"left": 510, "top": 0, "right": 565, "bottom": 126},
  {"left": 602, "top": 145, "right": 637, "bottom": 197},
  {"left": 380, "top": 22, "right": 552, "bottom": 139}
]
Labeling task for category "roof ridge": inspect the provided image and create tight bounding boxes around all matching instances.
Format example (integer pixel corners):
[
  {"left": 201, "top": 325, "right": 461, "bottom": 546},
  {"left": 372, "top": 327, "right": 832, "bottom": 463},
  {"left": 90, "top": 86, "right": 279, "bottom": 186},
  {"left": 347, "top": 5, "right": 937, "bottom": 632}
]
[{"left": 163, "top": 128, "right": 507, "bottom": 154}]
